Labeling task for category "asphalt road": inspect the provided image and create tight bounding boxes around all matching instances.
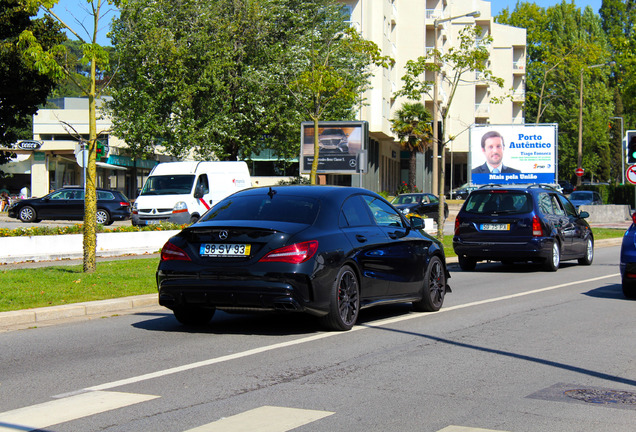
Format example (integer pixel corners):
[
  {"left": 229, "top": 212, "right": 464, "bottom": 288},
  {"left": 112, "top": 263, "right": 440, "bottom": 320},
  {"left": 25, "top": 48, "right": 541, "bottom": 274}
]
[{"left": 1, "top": 245, "right": 634, "bottom": 431}]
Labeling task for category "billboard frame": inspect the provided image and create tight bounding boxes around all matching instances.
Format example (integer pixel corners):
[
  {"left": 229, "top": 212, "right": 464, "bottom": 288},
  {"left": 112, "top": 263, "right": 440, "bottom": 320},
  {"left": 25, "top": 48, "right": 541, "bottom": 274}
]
[{"left": 300, "top": 121, "right": 368, "bottom": 175}]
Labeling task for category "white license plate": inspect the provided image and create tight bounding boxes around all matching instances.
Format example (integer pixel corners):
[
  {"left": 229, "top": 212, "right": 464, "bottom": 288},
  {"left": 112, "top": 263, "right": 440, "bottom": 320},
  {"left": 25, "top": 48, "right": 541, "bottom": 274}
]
[
  {"left": 481, "top": 223, "right": 509, "bottom": 231},
  {"left": 147, "top": 220, "right": 161, "bottom": 225},
  {"left": 200, "top": 243, "right": 251, "bottom": 257}
]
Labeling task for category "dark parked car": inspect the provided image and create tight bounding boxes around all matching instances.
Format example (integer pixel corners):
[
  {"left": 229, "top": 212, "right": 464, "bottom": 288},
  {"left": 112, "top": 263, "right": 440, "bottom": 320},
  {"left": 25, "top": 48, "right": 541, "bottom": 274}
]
[
  {"left": 7, "top": 187, "right": 131, "bottom": 225},
  {"left": 450, "top": 183, "right": 478, "bottom": 200},
  {"left": 620, "top": 212, "right": 636, "bottom": 299},
  {"left": 391, "top": 193, "right": 449, "bottom": 220},
  {"left": 453, "top": 184, "right": 594, "bottom": 271},
  {"left": 568, "top": 190, "right": 602, "bottom": 210},
  {"left": 318, "top": 128, "right": 349, "bottom": 153},
  {"left": 558, "top": 180, "right": 574, "bottom": 194},
  {"left": 157, "top": 185, "right": 451, "bottom": 331}
]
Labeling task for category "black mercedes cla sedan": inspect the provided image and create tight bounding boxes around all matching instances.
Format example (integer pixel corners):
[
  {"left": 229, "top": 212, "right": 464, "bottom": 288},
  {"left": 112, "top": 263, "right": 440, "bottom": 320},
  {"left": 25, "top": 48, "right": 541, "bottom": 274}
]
[{"left": 157, "top": 185, "right": 451, "bottom": 331}]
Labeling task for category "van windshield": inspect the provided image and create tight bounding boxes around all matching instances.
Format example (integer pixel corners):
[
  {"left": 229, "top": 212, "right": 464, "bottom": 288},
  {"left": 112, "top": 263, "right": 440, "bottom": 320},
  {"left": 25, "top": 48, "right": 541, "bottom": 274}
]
[{"left": 140, "top": 175, "right": 195, "bottom": 195}]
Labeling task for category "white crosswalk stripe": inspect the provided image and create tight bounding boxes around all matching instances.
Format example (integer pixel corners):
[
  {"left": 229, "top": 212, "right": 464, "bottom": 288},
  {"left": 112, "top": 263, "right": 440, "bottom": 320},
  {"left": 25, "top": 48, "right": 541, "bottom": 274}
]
[
  {"left": 0, "top": 390, "right": 159, "bottom": 432},
  {"left": 183, "top": 406, "right": 334, "bottom": 432}
]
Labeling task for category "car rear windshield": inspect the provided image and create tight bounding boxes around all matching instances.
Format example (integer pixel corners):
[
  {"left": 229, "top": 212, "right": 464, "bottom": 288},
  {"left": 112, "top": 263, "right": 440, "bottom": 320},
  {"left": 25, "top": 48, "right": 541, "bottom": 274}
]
[
  {"left": 569, "top": 191, "right": 593, "bottom": 200},
  {"left": 201, "top": 195, "right": 319, "bottom": 224},
  {"left": 464, "top": 191, "right": 532, "bottom": 214}
]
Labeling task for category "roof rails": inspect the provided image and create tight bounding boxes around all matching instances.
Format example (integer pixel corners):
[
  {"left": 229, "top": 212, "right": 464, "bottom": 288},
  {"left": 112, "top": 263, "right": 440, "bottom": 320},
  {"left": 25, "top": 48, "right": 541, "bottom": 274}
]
[{"left": 477, "top": 183, "right": 504, "bottom": 189}]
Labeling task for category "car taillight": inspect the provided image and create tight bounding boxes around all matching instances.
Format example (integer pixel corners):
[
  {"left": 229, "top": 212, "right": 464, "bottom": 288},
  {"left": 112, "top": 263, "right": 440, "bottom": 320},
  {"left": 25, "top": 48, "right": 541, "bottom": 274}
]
[
  {"left": 161, "top": 241, "right": 191, "bottom": 261},
  {"left": 454, "top": 216, "right": 460, "bottom": 235},
  {"left": 632, "top": 213, "right": 636, "bottom": 225},
  {"left": 532, "top": 215, "right": 543, "bottom": 237},
  {"left": 120, "top": 201, "right": 130, "bottom": 207},
  {"left": 259, "top": 240, "right": 318, "bottom": 264}
]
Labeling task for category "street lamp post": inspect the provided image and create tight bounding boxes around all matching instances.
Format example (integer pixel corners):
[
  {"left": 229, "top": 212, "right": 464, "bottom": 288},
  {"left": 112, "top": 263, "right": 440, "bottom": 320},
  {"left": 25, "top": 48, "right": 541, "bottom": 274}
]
[
  {"left": 432, "top": 9, "right": 480, "bottom": 235},
  {"left": 610, "top": 116, "right": 624, "bottom": 184},
  {"left": 577, "top": 61, "right": 615, "bottom": 186}
]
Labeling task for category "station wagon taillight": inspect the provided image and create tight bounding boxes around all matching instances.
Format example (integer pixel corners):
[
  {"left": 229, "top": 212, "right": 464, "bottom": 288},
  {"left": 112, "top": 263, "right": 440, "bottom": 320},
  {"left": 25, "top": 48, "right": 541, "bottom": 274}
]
[
  {"left": 532, "top": 215, "right": 543, "bottom": 237},
  {"left": 454, "top": 216, "right": 460, "bottom": 235}
]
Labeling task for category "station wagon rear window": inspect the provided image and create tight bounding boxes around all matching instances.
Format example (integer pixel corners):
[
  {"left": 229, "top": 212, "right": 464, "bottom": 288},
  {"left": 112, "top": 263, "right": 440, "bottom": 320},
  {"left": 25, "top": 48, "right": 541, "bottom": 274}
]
[{"left": 464, "top": 191, "right": 532, "bottom": 214}]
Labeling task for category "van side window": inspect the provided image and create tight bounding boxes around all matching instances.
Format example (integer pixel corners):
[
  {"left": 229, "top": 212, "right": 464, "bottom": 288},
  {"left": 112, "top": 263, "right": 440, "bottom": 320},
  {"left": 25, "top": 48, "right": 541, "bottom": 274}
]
[{"left": 196, "top": 175, "right": 210, "bottom": 194}]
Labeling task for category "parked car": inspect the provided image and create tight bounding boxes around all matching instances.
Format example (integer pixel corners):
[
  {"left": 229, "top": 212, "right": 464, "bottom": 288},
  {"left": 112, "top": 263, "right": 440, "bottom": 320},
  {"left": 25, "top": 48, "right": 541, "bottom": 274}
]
[
  {"left": 450, "top": 183, "right": 478, "bottom": 200},
  {"left": 568, "top": 190, "right": 602, "bottom": 210},
  {"left": 157, "top": 185, "right": 451, "bottom": 331},
  {"left": 558, "top": 180, "right": 574, "bottom": 194},
  {"left": 391, "top": 193, "right": 449, "bottom": 220},
  {"left": 620, "top": 212, "right": 636, "bottom": 299},
  {"left": 7, "top": 187, "right": 131, "bottom": 225},
  {"left": 453, "top": 184, "right": 594, "bottom": 271}
]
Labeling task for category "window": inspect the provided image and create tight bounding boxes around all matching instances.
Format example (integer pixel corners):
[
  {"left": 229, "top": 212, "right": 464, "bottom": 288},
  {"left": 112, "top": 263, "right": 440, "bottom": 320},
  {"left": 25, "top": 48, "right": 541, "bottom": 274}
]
[
  {"left": 362, "top": 195, "right": 403, "bottom": 227},
  {"left": 340, "top": 196, "right": 373, "bottom": 227}
]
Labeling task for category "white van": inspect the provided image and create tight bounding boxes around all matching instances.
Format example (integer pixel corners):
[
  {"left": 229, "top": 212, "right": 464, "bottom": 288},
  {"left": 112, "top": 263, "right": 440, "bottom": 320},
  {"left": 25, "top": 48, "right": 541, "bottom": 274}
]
[{"left": 132, "top": 161, "right": 251, "bottom": 225}]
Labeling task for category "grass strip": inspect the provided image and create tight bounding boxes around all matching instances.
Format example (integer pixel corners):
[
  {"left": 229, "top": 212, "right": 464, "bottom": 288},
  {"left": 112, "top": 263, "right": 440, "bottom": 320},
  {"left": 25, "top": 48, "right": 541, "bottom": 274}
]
[{"left": 0, "top": 258, "right": 158, "bottom": 312}]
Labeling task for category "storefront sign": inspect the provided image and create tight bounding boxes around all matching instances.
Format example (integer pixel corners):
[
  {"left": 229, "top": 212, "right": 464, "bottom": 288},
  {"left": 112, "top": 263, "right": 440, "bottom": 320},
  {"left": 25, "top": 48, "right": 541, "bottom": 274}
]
[{"left": 17, "top": 140, "right": 42, "bottom": 150}]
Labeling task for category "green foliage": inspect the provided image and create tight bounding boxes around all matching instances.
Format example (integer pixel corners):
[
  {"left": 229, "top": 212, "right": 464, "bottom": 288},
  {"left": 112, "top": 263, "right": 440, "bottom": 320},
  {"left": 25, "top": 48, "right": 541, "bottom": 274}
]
[
  {"left": 390, "top": 102, "right": 432, "bottom": 192},
  {"left": 0, "top": 0, "right": 65, "bottom": 151},
  {"left": 496, "top": 2, "right": 615, "bottom": 184}
]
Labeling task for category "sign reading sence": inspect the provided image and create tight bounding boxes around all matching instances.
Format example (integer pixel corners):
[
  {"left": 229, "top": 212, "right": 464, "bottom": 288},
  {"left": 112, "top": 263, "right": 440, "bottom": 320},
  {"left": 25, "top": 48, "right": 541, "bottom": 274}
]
[
  {"left": 469, "top": 124, "right": 558, "bottom": 185},
  {"left": 16, "top": 140, "right": 43, "bottom": 150},
  {"left": 300, "top": 121, "right": 368, "bottom": 174}
]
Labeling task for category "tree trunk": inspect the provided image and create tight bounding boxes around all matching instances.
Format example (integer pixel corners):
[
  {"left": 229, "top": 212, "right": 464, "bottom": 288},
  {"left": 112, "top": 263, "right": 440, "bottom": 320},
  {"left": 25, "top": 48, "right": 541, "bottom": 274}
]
[
  {"left": 409, "top": 149, "right": 417, "bottom": 192},
  {"left": 83, "top": 52, "right": 98, "bottom": 272}
]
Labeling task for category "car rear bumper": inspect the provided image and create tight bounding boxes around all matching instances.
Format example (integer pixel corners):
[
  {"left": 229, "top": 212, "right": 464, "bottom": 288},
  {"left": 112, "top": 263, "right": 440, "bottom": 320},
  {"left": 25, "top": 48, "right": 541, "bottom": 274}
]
[
  {"left": 156, "top": 270, "right": 327, "bottom": 316},
  {"left": 453, "top": 237, "right": 554, "bottom": 261}
]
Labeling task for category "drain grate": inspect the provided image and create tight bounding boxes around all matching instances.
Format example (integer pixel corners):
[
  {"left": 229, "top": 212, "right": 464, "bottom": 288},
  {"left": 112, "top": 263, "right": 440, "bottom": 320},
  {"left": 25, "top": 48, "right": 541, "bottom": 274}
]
[{"left": 565, "top": 389, "right": 636, "bottom": 406}]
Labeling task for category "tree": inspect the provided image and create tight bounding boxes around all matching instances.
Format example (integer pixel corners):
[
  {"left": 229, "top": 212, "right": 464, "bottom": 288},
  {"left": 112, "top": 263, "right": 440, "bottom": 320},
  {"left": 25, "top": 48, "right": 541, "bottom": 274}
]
[
  {"left": 395, "top": 25, "right": 504, "bottom": 239},
  {"left": 276, "top": 1, "right": 393, "bottom": 184},
  {"left": 0, "top": 0, "right": 65, "bottom": 174},
  {"left": 108, "top": 0, "right": 305, "bottom": 163},
  {"left": 18, "top": 0, "right": 115, "bottom": 272},
  {"left": 497, "top": 1, "right": 615, "bottom": 184},
  {"left": 390, "top": 102, "right": 433, "bottom": 192}
]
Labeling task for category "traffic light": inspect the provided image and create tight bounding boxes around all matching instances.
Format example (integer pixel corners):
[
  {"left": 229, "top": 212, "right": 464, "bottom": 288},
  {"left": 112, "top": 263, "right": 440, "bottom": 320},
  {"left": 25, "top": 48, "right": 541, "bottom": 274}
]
[
  {"left": 627, "top": 131, "right": 636, "bottom": 164},
  {"left": 96, "top": 140, "right": 106, "bottom": 161}
]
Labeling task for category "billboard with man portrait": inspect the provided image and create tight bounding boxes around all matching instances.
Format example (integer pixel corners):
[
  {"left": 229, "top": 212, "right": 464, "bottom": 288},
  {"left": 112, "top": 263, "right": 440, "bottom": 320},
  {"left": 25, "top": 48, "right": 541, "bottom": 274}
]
[{"left": 469, "top": 124, "right": 558, "bottom": 185}]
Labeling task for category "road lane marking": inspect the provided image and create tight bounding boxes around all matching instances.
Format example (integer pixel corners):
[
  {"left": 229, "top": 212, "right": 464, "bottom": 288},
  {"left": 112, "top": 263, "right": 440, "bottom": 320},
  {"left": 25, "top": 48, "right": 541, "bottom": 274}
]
[
  {"left": 438, "top": 426, "right": 510, "bottom": 432},
  {"left": 0, "top": 391, "right": 159, "bottom": 432},
  {"left": 183, "top": 406, "right": 334, "bottom": 432},
  {"left": 57, "top": 273, "right": 619, "bottom": 397}
]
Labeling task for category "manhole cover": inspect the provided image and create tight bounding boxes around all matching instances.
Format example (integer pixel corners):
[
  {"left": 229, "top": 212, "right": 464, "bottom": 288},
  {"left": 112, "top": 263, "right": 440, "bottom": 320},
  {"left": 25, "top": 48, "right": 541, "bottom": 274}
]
[{"left": 565, "top": 389, "right": 636, "bottom": 406}]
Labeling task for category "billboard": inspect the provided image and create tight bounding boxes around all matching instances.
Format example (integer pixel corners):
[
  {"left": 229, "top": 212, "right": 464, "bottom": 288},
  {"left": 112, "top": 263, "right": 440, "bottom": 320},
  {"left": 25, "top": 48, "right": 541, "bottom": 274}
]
[
  {"left": 469, "top": 124, "right": 558, "bottom": 185},
  {"left": 300, "top": 121, "right": 368, "bottom": 174}
]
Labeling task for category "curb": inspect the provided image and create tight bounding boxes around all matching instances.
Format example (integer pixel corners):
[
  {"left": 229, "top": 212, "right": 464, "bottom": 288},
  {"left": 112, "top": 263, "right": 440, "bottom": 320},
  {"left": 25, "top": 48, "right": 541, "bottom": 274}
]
[
  {"left": 0, "top": 237, "right": 624, "bottom": 331},
  {"left": 0, "top": 294, "right": 158, "bottom": 330}
]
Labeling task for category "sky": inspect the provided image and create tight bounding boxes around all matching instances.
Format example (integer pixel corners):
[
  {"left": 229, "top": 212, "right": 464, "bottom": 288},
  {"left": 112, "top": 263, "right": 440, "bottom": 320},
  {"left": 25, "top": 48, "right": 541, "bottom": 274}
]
[{"left": 47, "top": 0, "right": 605, "bottom": 47}]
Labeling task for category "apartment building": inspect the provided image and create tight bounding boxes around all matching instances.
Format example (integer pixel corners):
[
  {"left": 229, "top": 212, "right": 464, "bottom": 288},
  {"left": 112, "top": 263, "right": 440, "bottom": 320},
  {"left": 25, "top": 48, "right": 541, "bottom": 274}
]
[{"left": 344, "top": 0, "right": 526, "bottom": 194}]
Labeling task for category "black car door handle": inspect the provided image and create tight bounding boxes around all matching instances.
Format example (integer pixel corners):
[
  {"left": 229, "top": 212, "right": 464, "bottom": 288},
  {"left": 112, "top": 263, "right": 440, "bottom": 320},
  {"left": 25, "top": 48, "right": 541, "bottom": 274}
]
[{"left": 355, "top": 235, "right": 367, "bottom": 243}]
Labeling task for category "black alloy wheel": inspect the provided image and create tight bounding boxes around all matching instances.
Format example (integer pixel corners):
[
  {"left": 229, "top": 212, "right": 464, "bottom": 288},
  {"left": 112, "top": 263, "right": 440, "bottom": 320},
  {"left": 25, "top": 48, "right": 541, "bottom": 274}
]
[
  {"left": 413, "top": 255, "right": 446, "bottom": 312},
  {"left": 321, "top": 265, "right": 360, "bottom": 331}
]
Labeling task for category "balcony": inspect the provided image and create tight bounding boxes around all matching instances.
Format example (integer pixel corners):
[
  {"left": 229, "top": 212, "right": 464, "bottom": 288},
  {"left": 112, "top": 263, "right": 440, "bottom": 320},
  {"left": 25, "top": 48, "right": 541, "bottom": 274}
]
[
  {"left": 512, "top": 90, "right": 525, "bottom": 102},
  {"left": 475, "top": 103, "right": 490, "bottom": 117},
  {"left": 513, "top": 61, "right": 525, "bottom": 74}
]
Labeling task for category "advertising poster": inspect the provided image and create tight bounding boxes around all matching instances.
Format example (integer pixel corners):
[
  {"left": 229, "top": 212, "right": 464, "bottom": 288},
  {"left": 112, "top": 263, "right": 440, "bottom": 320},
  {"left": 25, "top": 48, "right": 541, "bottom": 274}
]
[
  {"left": 300, "top": 121, "right": 367, "bottom": 174},
  {"left": 470, "top": 124, "right": 557, "bottom": 185}
]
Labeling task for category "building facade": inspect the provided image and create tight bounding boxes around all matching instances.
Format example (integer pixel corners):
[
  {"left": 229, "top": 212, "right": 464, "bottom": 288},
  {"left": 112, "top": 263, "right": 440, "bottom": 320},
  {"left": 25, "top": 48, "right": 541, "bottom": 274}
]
[{"left": 345, "top": 0, "right": 526, "bottom": 194}]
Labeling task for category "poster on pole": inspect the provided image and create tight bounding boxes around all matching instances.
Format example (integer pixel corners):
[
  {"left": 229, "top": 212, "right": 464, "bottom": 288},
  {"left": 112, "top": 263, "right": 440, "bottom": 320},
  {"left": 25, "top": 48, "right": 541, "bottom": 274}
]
[
  {"left": 469, "top": 124, "right": 558, "bottom": 185},
  {"left": 300, "top": 121, "right": 368, "bottom": 174}
]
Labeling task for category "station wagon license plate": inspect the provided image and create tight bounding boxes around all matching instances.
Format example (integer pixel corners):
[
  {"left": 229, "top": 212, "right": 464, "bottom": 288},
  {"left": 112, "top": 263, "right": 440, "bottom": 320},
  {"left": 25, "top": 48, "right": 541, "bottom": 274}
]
[
  {"left": 480, "top": 223, "right": 509, "bottom": 231},
  {"left": 200, "top": 243, "right": 251, "bottom": 257}
]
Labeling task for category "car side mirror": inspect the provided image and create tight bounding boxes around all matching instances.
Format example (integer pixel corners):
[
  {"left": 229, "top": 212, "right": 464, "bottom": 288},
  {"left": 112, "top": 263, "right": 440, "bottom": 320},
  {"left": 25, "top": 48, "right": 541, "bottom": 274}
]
[
  {"left": 194, "top": 186, "right": 204, "bottom": 199},
  {"left": 579, "top": 210, "right": 589, "bottom": 219},
  {"left": 409, "top": 215, "right": 424, "bottom": 230}
]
